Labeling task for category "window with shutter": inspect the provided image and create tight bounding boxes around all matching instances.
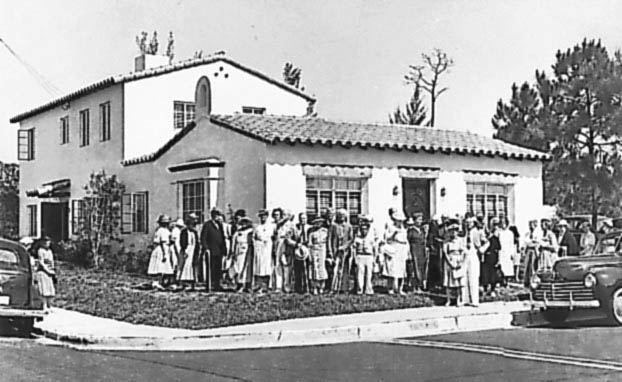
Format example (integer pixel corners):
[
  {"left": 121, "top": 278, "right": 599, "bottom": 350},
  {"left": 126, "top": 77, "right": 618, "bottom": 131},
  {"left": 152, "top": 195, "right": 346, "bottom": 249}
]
[
  {"left": 18, "top": 129, "right": 34, "bottom": 160},
  {"left": 121, "top": 194, "right": 132, "bottom": 234}
]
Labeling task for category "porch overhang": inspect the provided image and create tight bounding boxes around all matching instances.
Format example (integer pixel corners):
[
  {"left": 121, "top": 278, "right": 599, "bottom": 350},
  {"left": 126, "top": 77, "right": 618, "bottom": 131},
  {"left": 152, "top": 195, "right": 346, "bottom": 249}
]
[
  {"left": 26, "top": 179, "right": 71, "bottom": 198},
  {"left": 168, "top": 158, "right": 225, "bottom": 173}
]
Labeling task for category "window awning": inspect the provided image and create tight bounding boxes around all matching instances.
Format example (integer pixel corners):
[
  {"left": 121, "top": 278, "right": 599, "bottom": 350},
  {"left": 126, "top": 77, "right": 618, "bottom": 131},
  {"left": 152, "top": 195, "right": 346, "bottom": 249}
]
[
  {"left": 463, "top": 169, "right": 518, "bottom": 184},
  {"left": 302, "top": 163, "right": 372, "bottom": 178},
  {"left": 168, "top": 158, "right": 225, "bottom": 172},
  {"left": 398, "top": 166, "right": 440, "bottom": 179},
  {"left": 26, "top": 179, "right": 71, "bottom": 198}
]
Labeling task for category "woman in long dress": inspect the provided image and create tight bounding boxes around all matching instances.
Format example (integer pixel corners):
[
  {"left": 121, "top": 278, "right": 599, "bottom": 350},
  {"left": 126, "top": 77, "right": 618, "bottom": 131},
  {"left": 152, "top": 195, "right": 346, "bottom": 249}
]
[
  {"left": 465, "top": 218, "right": 480, "bottom": 306},
  {"left": 253, "top": 209, "right": 274, "bottom": 294},
  {"left": 308, "top": 217, "right": 329, "bottom": 295},
  {"left": 229, "top": 217, "right": 254, "bottom": 292},
  {"left": 383, "top": 211, "right": 409, "bottom": 295},
  {"left": 407, "top": 212, "right": 428, "bottom": 292},
  {"left": 147, "top": 215, "right": 175, "bottom": 289},
  {"left": 443, "top": 219, "right": 467, "bottom": 306},
  {"left": 178, "top": 213, "right": 200, "bottom": 290},
  {"left": 33, "top": 236, "right": 56, "bottom": 312},
  {"left": 498, "top": 218, "right": 516, "bottom": 285}
]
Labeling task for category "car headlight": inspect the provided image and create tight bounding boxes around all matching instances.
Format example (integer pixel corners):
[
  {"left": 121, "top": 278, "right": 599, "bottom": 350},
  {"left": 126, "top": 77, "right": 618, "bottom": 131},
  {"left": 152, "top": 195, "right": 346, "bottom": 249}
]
[
  {"left": 584, "top": 273, "right": 597, "bottom": 288},
  {"left": 530, "top": 275, "right": 541, "bottom": 289}
]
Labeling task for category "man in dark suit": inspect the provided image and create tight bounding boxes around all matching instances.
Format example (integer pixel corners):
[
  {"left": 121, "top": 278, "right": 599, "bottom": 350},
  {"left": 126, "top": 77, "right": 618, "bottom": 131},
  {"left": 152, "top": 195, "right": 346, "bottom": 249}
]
[
  {"left": 557, "top": 219, "right": 580, "bottom": 257},
  {"left": 200, "top": 208, "right": 227, "bottom": 291}
]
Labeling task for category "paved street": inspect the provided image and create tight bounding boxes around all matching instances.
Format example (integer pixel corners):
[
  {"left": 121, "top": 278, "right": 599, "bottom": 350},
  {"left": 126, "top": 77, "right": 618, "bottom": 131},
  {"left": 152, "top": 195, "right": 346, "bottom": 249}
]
[{"left": 3, "top": 319, "right": 622, "bottom": 382}]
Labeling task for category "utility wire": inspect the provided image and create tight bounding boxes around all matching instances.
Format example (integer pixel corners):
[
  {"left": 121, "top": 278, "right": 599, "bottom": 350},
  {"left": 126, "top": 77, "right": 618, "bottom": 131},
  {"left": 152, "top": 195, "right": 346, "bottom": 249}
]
[{"left": 0, "top": 37, "right": 62, "bottom": 97}]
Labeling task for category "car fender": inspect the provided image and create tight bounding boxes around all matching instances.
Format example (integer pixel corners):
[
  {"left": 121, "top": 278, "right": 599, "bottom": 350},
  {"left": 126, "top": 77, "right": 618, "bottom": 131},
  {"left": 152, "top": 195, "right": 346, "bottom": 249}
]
[{"left": 591, "top": 267, "right": 622, "bottom": 301}]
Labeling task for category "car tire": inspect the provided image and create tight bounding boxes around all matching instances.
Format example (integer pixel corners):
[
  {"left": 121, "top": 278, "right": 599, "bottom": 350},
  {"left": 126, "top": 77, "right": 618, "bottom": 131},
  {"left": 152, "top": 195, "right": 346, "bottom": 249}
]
[
  {"left": 541, "top": 309, "right": 570, "bottom": 326},
  {"left": 606, "top": 287, "right": 622, "bottom": 325}
]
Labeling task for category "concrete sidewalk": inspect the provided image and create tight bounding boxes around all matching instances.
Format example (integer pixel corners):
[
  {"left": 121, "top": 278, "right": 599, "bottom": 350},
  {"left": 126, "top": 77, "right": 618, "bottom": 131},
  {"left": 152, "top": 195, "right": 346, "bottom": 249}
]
[{"left": 35, "top": 301, "right": 535, "bottom": 351}]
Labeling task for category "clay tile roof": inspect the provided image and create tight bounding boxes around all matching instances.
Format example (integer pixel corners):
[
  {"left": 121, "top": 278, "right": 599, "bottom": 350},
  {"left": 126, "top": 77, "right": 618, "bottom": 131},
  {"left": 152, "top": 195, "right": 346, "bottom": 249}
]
[
  {"left": 10, "top": 53, "right": 315, "bottom": 123},
  {"left": 210, "top": 114, "right": 550, "bottom": 161}
]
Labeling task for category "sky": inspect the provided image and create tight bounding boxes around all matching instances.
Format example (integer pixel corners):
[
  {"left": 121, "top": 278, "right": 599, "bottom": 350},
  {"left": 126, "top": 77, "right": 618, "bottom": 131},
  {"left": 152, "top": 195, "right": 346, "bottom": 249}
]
[{"left": 2, "top": 0, "right": 622, "bottom": 162}]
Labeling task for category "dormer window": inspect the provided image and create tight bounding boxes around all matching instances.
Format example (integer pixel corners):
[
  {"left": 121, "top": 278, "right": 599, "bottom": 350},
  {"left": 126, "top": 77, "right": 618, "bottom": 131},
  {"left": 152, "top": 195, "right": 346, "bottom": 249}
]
[
  {"left": 174, "top": 101, "right": 195, "bottom": 129},
  {"left": 242, "top": 106, "right": 266, "bottom": 115}
]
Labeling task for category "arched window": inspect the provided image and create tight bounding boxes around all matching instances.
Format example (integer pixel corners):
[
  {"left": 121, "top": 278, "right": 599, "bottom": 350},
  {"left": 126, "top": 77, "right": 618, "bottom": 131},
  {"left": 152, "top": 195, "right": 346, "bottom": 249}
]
[{"left": 194, "top": 76, "right": 212, "bottom": 116}]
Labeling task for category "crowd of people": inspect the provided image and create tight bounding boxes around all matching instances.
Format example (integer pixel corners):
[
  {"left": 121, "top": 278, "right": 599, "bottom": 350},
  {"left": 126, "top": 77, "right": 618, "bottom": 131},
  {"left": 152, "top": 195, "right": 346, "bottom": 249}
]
[{"left": 146, "top": 206, "right": 606, "bottom": 306}]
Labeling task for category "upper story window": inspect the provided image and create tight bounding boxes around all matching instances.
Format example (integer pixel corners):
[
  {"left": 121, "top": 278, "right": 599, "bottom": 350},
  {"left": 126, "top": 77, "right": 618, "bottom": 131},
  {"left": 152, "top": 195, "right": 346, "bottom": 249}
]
[
  {"left": 17, "top": 128, "right": 35, "bottom": 161},
  {"left": 99, "top": 102, "right": 111, "bottom": 142},
  {"left": 60, "top": 116, "right": 69, "bottom": 145},
  {"left": 242, "top": 106, "right": 266, "bottom": 115},
  {"left": 174, "top": 101, "right": 195, "bottom": 129},
  {"left": 79, "top": 109, "right": 90, "bottom": 147}
]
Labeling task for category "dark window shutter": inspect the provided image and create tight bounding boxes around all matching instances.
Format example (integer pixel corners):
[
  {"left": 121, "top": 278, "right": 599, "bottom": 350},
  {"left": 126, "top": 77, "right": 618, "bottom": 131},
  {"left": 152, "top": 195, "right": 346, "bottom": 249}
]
[
  {"left": 143, "top": 191, "right": 149, "bottom": 234},
  {"left": 121, "top": 193, "right": 132, "bottom": 234}
]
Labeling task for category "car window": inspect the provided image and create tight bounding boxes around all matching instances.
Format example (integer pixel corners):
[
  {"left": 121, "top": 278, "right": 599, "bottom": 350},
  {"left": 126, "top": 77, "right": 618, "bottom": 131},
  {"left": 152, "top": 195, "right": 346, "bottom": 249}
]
[
  {"left": 0, "top": 249, "right": 19, "bottom": 264},
  {"left": 594, "top": 236, "right": 620, "bottom": 255}
]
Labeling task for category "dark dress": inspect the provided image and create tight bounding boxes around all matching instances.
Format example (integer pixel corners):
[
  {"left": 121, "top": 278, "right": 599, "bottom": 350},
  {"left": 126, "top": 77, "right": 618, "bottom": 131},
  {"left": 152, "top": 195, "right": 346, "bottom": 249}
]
[
  {"left": 426, "top": 221, "right": 443, "bottom": 287},
  {"left": 200, "top": 220, "right": 227, "bottom": 289},
  {"left": 407, "top": 225, "right": 427, "bottom": 289},
  {"left": 559, "top": 231, "right": 580, "bottom": 257},
  {"left": 482, "top": 234, "right": 501, "bottom": 291}
]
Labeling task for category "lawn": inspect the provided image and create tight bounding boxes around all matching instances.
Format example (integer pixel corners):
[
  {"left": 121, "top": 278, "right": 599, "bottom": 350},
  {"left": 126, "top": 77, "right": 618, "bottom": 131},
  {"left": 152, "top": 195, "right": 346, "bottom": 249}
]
[{"left": 54, "top": 262, "right": 437, "bottom": 330}]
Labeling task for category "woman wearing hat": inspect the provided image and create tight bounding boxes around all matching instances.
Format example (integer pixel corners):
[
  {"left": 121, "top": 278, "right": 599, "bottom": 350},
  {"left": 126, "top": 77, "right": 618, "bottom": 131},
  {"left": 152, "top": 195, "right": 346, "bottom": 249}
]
[
  {"left": 308, "top": 217, "right": 329, "bottom": 295},
  {"left": 442, "top": 219, "right": 466, "bottom": 306},
  {"left": 383, "top": 211, "right": 409, "bottom": 295},
  {"left": 147, "top": 214, "right": 175, "bottom": 289},
  {"left": 229, "top": 217, "right": 254, "bottom": 292},
  {"left": 170, "top": 218, "right": 185, "bottom": 280},
  {"left": 482, "top": 217, "right": 502, "bottom": 297},
  {"left": 178, "top": 213, "right": 200, "bottom": 290}
]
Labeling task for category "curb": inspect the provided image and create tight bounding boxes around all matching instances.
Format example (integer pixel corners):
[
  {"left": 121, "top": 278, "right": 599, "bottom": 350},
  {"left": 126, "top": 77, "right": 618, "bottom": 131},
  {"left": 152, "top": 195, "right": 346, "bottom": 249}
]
[{"left": 38, "top": 302, "right": 535, "bottom": 351}]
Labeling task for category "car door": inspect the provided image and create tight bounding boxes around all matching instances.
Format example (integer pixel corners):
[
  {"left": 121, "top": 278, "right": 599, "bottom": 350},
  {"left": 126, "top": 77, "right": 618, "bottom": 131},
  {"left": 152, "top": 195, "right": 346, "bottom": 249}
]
[{"left": 0, "top": 245, "right": 31, "bottom": 308}]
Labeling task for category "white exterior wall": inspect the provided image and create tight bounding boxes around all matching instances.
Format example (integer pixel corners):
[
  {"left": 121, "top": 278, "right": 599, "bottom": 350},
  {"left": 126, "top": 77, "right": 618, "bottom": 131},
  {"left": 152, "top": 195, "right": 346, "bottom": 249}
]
[
  {"left": 436, "top": 171, "right": 467, "bottom": 218},
  {"left": 514, "top": 175, "right": 545, "bottom": 233},
  {"left": 265, "top": 163, "right": 306, "bottom": 213},
  {"left": 123, "top": 60, "right": 310, "bottom": 160},
  {"left": 368, "top": 168, "right": 401, "bottom": 229}
]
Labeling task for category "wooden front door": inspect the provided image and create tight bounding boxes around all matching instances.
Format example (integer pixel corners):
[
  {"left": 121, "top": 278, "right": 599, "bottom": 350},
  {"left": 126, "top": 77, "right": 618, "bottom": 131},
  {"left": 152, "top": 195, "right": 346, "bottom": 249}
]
[
  {"left": 402, "top": 178, "right": 431, "bottom": 221},
  {"left": 41, "top": 202, "right": 69, "bottom": 242}
]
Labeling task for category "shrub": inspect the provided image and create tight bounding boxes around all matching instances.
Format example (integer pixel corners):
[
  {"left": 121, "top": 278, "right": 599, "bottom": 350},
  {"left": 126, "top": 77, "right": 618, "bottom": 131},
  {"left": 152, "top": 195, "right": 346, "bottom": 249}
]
[
  {"left": 100, "top": 243, "right": 153, "bottom": 275},
  {"left": 56, "top": 239, "right": 93, "bottom": 268}
]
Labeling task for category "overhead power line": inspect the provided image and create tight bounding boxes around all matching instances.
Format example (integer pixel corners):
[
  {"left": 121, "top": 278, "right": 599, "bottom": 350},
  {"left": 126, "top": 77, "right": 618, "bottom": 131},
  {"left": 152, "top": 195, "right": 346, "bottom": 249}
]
[{"left": 0, "top": 37, "right": 62, "bottom": 97}]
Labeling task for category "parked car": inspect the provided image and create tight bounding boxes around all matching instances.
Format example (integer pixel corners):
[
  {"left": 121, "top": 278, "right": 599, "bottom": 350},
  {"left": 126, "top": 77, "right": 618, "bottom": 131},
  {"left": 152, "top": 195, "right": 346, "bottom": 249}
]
[{"left": 0, "top": 238, "right": 45, "bottom": 336}]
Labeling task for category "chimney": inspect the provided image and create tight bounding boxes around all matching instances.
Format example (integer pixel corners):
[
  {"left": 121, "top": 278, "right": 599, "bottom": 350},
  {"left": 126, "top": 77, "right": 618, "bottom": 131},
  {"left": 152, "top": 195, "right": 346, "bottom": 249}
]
[{"left": 134, "top": 54, "right": 171, "bottom": 72}]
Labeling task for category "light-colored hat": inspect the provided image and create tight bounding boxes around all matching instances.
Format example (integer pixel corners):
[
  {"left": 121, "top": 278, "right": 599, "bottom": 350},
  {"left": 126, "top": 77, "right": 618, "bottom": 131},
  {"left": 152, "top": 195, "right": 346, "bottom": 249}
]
[
  {"left": 603, "top": 219, "right": 613, "bottom": 227},
  {"left": 312, "top": 217, "right": 325, "bottom": 225},
  {"left": 393, "top": 211, "right": 407, "bottom": 221},
  {"left": 187, "top": 213, "right": 199, "bottom": 222},
  {"left": 19, "top": 237, "right": 34, "bottom": 246},
  {"left": 174, "top": 218, "right": 185, "bottom": 227},
  {"left": 558, "top": 219, "right": 569, "bottom": 227}
]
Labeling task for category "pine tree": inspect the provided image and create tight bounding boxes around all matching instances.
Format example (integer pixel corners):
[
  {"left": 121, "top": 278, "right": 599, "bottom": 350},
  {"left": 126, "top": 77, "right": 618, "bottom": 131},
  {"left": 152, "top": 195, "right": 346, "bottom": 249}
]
[{"left": 389, "top": 84, "right": 428, "bottom": 126}]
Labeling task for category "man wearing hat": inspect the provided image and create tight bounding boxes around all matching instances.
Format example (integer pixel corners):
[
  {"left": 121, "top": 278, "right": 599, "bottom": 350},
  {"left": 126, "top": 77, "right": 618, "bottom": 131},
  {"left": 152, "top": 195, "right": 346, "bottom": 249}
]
[
  {"left": 328, "top": 208, "right": 354, "bottom": 293},
  {"left": 522, "top": 219, "right": 542, "bottom": 287},
  {"left": 538, "top": 218, "right": 559, "bottom": 272},
  {"left": 253, "top": 209, "right": 275, "bottom": 293},
  {"left": 200, "top": 208, "right": 228, "bottom": 291},
  {"left": 557, "top": 219, "right": 579, "bottom": 257}
]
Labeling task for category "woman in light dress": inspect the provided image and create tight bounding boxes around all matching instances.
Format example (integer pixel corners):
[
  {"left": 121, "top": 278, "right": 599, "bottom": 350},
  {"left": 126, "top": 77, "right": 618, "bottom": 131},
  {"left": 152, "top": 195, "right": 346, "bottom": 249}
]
[
  {"left": 33, "top": 236, "right": 56, "bottom": 312},
  {"left": 147, "top": 215, "right": 175, "bottom": 289},
  {"left": 253, "top": 209, "right": 274, "bottom": 294},
  {"left": 170, "top": 218, "right": 184, "bottom": 280},
  {"left": 443, "top": 219, "right": 466, "bottom": 306},
  {"left": 383, "top": 211, "right": 409, "bottom": 295},
  {"left": 229, "top": 217, "right": 254, "bottom": 292},
  {"left": 178, "top": 213, "right": 200, "bottom": 290},
  {"left": 498, "top": 217, "right": 516, "bottom": 285},
  {"left": 307, "top": 217, "right": 329, "bottom": 295},
  {"left": 465, "top": 218, "right": 480, "bottom": 306}
]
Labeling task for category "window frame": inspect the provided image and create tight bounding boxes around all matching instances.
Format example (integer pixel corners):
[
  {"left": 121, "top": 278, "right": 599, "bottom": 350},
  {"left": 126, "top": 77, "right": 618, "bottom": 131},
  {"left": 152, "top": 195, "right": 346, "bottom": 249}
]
[
  {"left": 18, "top": 129, "right": 35, "bottom": 161},
  {"left": 466, "top": 182, "right": 513, "bottom": 224},
  {"left": 27, "top": 204, "right": 37, "bottom": 237},
  {"left": 305, "top": 176, "right": 364, "bottom": 224},
  {"left": 121, "top": 192, "right": 149, "bottom": 234},
  {"left": 71, "top": 199, "right": 85, "bottom": 235},
  {"left": 241, "top": 106, "right": 267, "bottom": 115},
  {"left": 60, "top": 116, "right": 69, "bottom": 145},
  {"left": 180, "top": 180, "right": 206, "bottom": 223},
  {"left": 99, "top": 102, "right": 111, "bottom": 142},
  {"left": 173, "top": 101, "right": 196, "bottom": 129},
  {"left": 79, "top": 109, "right": 90, "bottom": 147}
]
